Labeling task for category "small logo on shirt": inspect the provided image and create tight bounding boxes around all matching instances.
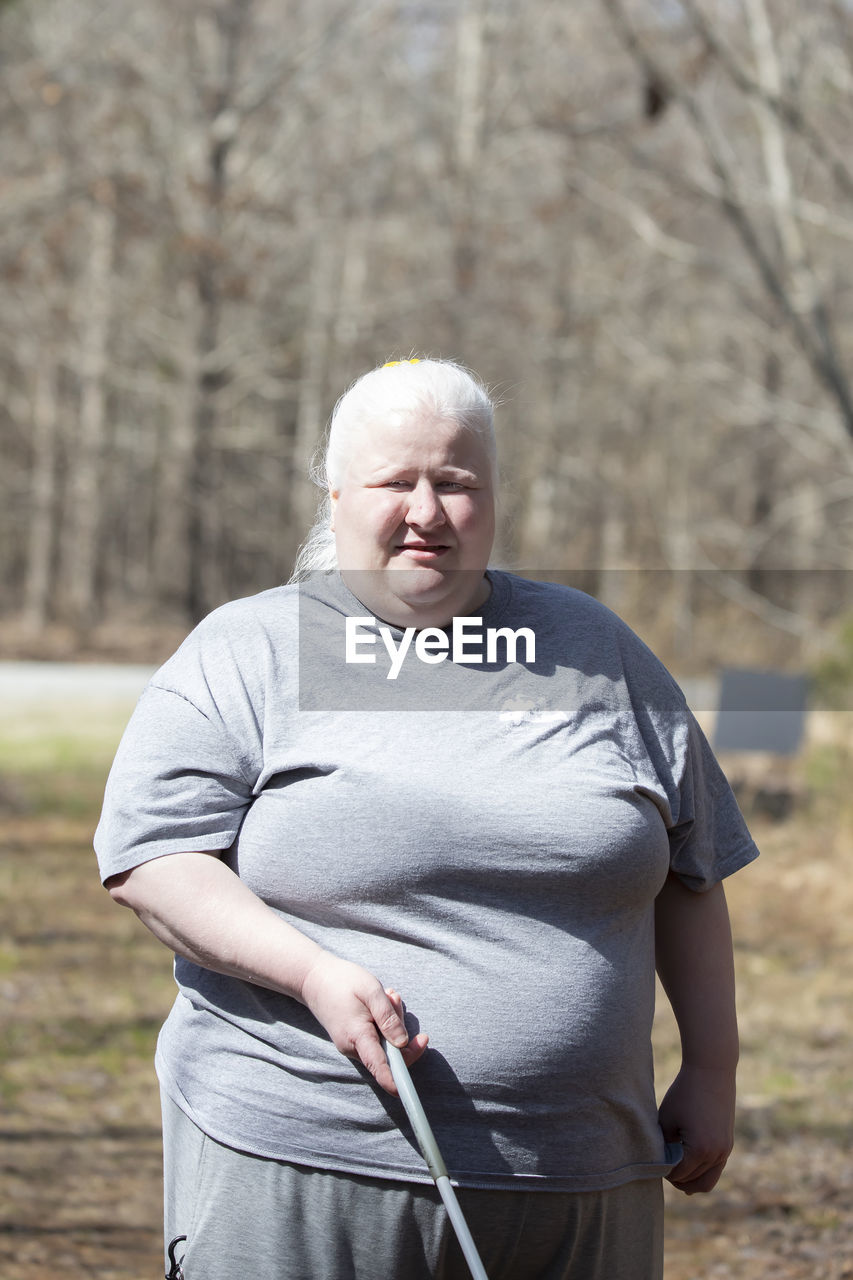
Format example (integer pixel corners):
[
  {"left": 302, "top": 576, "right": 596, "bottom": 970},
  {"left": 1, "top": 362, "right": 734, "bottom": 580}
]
[{"left": 499, "top": 699, "right": 569, "bottom": 728}]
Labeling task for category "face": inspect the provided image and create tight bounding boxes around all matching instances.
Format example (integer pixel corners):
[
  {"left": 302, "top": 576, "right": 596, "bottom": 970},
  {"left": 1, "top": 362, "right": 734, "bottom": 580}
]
[{"left": 330, "top": 411, "right": 496, "bottom": 627}]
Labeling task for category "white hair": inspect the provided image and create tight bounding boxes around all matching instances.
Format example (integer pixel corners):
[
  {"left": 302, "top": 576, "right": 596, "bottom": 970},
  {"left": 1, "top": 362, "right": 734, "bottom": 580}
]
[{"left": 290, "top": 358, "right": 496, "bottom": 580}]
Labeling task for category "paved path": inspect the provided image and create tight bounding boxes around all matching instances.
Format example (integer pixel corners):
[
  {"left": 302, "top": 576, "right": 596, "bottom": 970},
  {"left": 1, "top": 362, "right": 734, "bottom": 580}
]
[{"left": 0, "top": 662, "right": 155, "bottom": 704}]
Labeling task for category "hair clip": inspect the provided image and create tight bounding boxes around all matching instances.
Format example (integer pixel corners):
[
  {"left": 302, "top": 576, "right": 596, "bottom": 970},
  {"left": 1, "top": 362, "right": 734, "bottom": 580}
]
[{"left": 382, "top": 359, "right": 421, "bottom": 368}]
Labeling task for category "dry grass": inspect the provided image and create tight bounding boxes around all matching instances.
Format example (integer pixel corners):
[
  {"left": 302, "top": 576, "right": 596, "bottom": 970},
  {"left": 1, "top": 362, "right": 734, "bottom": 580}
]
[
  {"left": 1, "top": 705, "right": 852, "bottom": 1279},
  {"left": 0, "top": 703, "right": 175, "bottom": 1280},
  {"left": 0, "top": 815, "right": 174, "bottom": 1279},
  {"left": 655, "top": 725, "right": 853, "bottom": 1280}
]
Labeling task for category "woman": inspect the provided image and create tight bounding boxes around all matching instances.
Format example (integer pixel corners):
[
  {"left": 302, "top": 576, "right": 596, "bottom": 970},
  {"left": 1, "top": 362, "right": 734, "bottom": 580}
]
[{"left": 95, "top": 358, "right": 758, "bottom": 1280}]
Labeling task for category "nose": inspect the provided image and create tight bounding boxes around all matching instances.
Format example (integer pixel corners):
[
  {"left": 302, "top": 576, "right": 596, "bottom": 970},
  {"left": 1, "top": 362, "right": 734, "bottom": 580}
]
[{"left": 406, "top": 479, "right": 446, "bottom": 529}]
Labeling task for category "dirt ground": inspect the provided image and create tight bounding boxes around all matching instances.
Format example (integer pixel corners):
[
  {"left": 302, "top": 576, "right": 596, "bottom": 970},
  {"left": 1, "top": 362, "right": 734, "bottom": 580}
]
[{"left": 1, "top": 700, "right": 852, "bottom": 1279}]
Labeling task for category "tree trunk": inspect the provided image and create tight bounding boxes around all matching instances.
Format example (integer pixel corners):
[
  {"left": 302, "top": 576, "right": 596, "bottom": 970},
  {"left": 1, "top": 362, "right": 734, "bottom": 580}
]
[
  {"left": 185, "top": 0, "right": 250, "bottom": 620},
  {"left": 63, "top": 190, "right": 117, "bottom": 627},
  {"left": 22, "top": 357, "right": 60, "bottom": 633},
  {"left": 293, "top": 217, "right": 342, "bottom": 534}
]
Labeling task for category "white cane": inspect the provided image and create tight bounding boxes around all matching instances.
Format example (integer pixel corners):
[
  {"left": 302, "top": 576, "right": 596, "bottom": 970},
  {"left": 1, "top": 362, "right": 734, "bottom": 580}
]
[{"left": 384, "top": 1041, "right": 489, "bottom": 1280}]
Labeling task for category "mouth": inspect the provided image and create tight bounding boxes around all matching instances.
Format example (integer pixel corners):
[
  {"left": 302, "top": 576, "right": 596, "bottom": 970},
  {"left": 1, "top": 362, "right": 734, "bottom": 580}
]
[{"left": 395, "top": 543, "right": 451, "bottom": 560}]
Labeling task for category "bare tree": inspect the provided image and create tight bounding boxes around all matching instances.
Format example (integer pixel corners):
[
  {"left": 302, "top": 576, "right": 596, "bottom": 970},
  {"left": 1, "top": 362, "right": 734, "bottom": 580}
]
[{"left": 1, "top": 0, "right": 852, "bottom": 667}]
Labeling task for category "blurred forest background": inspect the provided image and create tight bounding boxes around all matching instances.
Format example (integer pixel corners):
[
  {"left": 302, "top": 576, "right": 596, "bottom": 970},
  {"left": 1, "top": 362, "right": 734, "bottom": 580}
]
[{"left": 1, "top": 0, "right": 853, "bottom": 673}]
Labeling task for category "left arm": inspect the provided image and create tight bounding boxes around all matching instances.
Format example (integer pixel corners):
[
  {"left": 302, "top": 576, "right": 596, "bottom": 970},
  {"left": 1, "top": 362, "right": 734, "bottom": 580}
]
[{"left": 655, "top": 870, "right": 739, "bottom": 1195}]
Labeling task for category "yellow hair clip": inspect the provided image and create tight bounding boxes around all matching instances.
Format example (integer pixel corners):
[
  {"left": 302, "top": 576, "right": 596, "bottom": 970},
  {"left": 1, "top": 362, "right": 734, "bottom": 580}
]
[{"left": 382, "top": 358, "right": 421, "bottom": 368}]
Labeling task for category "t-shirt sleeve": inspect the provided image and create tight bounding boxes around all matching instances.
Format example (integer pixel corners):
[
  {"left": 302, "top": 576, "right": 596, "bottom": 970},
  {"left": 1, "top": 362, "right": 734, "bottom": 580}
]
[
  {"left": 666, "top": 710, "right": 759, "bottom": 892},
  {"left": 94, "top": 682, "right": 258, "bottom": 884}
]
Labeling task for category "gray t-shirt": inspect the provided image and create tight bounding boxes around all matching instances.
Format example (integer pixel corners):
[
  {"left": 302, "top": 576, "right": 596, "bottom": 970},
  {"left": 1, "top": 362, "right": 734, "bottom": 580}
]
[{"left": 94, "top": 570, "right": 758, "bottom": 1192}]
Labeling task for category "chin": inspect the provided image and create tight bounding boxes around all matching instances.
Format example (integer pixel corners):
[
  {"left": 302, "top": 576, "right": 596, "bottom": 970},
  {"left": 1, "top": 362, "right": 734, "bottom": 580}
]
[
  {"left": 387, "top": 568, "right": 456, "bottom": 605},
  {"left": 342, "top": 564, "right": 487, "bottom": 628},
  {"left": 392, "top": 568, "right": 488, "bottom": 619}
]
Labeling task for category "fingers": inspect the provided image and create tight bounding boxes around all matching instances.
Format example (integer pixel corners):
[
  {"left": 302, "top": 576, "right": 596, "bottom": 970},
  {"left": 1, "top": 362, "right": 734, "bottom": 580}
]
[
  {"left": 350, "top": 986, "right": 431, "bottom": 1093},
  {"left": 370, "top": 985, "right": 409, "bottom": 1048},
  {"left": 658, "top": 1063, "right": 735, "bottom": 1197},
  {"left": 351, "top": 1024, "right": 400, "bottom": 1094},
  {"left": 300, "top": 957, "right": 428, "bottom": 1096},
  {"left": 384, "top": 988, "right": 426, "bottom": 1053},
  {"left": 666, "top": 1134, "right": 731, "bottom": 1196},
  {"left": 667, "top": 1152, "right": 728, "bottom": 1195},
  {"left": 400, "top": 1032, "right": 430, "bottom": 1067},
  {"left": 385, "top": 987, "right": 429, "bottom": 1063},
  {"left": 385, "top": 986, "right": 405, "bottom": 1020}
]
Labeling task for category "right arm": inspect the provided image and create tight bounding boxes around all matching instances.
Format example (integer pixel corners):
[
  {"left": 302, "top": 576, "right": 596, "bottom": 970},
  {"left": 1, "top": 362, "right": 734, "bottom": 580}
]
[{"left": 106, "top": 850, "right": 427, "bottom": 1094}]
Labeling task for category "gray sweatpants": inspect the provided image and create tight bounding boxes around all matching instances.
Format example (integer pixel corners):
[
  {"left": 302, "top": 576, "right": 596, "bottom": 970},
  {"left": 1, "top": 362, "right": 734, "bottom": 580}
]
[{"left": 162, "top": 1092, "right": 664, "bottom": 1280}]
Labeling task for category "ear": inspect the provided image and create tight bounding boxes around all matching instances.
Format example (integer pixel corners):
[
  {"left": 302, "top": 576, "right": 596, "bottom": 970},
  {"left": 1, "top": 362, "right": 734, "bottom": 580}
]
[{"left": 329, "top": 487, "right": 338, "bottom": 532}]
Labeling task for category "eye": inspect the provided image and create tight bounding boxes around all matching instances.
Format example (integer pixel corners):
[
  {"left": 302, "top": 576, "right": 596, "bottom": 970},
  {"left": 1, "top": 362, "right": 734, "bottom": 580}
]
[
  {"left": 382, "top": 479, "right": 411, "bottom": 490},
  {"left": 436, "top": 481, "right": 466, "bottom": 491}
]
